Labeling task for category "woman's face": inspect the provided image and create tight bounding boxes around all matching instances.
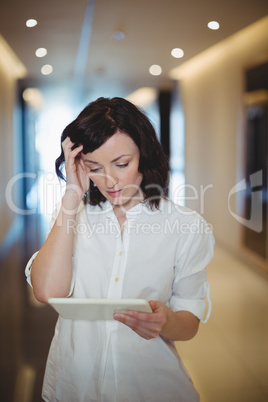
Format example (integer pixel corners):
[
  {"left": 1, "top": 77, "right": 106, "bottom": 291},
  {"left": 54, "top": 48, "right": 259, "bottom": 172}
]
[{"left": 81, "top": 131, "right": 143, "bottom": 211}]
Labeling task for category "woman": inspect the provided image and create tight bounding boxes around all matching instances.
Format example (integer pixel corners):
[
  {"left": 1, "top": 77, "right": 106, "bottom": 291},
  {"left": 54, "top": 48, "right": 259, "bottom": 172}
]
[{"left": 25, "top": 97, "right": 214, "bottom": 402}]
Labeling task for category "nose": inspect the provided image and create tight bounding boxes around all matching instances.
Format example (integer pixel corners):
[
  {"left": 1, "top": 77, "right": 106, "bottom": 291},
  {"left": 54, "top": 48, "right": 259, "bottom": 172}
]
[{"left": 105, "top": 172, "right": 118, "bottom": 189}]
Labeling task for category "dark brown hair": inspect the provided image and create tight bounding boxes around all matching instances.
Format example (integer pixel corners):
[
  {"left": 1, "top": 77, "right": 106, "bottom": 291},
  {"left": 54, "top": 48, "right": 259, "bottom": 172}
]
[{"left": 56, "top": 97, "right": 170, "bottom": 208}]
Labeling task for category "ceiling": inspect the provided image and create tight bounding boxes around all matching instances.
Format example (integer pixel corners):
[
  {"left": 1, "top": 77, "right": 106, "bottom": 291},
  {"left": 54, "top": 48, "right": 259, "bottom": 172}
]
[{"left": 1, "top": 0, "right": 267, "bottom": 102}]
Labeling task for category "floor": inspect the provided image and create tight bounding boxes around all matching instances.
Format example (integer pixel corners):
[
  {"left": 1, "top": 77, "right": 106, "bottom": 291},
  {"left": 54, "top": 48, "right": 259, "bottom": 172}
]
[
  {"left": 176, "top": 246, "right": 268, "bottom": 402},
  {"left": 0, "top": 218, "right": 267, "bottom": 402}
]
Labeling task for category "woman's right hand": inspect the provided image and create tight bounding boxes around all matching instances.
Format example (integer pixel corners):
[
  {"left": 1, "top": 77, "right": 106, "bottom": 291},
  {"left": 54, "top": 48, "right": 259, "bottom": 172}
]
[{"left": 62, "top": 137, "right": 89, "bottom": 204}]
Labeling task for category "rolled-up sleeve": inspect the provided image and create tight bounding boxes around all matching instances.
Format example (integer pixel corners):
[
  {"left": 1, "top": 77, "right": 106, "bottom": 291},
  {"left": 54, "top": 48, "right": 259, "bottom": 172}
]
[
  {"left": 25, "top": 251, "right": 39, "bottom": 287},
  {"left": 169, "top": 216, "right": 214, "bottom": 323}
]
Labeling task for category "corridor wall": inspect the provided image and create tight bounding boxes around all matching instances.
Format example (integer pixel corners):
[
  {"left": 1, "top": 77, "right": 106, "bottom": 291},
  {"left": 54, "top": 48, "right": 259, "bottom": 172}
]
[
  {"left": 171, "top": 17, "right": 268, "bottom": 266},
  {"left": 0, "top": 35, "right": 26, "bottom": 245}
]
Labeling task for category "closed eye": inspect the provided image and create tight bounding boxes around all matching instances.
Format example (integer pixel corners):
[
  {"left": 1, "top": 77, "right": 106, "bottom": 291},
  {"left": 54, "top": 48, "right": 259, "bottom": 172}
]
[
  {"left": 117, "top": 163, "right": 128, "bottom": 168},
  {"left": 89, "top": 167, "right": 102, "bottom": 173}
]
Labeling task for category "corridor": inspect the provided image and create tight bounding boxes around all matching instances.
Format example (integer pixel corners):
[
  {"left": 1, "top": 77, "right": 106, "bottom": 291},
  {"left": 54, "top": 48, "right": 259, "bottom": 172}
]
[{"left": 0, "top": 215, "right": 267, "bottom": 402}]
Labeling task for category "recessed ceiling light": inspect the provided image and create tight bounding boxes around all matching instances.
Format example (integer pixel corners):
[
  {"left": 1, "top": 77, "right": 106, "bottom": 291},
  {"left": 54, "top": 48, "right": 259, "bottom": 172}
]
[
  {"left": 26, "top": 19, "right": 37, "bottom": 28},
  {"left": 207, "top": 21, "right": 220, "bottom": 30},
  {"left": 149, "top": 64, "right": 162, "bottom": 76},
  {"left": 22, "top": 88, "right": 43, "bottom": 109},
  {"left": 126, "top": 87, "right": 157, "bottom": 107},
  {"left": 171, "top": 48, "right": 184, "bottom": 58},
  {"left": 35, "top": 48, "right": 47, "bottom": 58},
  {"left": 112, "top": 30, "right": 125, "bottom": 40},
  {"left": 41, "top": 64, "right": 53, "bottom": 75}
]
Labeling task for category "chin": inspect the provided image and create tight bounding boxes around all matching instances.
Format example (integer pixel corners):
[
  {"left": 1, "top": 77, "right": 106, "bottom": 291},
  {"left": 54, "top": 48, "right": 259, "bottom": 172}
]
[
  {"left": 110, "top": 197, "right": 132, "bottom": 207},
  {"left": 110, "top": 199, "right": 128, "bottom": 206}
]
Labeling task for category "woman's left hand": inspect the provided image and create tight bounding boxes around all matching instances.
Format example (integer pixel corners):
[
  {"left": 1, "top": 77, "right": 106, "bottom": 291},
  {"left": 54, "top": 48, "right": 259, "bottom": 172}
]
[{"left": 113, "top": 301, "right": 169, "bottom": 340}]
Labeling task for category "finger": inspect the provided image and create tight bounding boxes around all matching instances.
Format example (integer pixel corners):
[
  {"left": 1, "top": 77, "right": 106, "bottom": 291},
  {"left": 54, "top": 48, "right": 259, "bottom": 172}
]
[
  {"left": 65, "top": 145, "right": 83, "bottom": 166},
  {"left": 62, "top": 137, "right": 74, "bottom": 150},
  {"left": 126, "top": 310, "right": 157, "bottom": 323},
  {"left": 149, "top": 300, "right": 163, "bottom": 312},
  {"left": 114, "top": 313, "right": 161, "bottom": 332},
  {"left": 71, "top": 144, "right": 83, "bottom": 157},
  {"left": 119, "top": 317, "right": 160, "bottom": 340},
  {"left": 62, "top": 138, "right": 82, "bottom": 155},
  {"left": 62, "top": 138, "right": 75, "bottom": 161},
  {"left": 126, "top": 307, "right": 167, "bottom": 330},
  {"left": 78, "top": 160, "right": 90, "bottom": 186},
  {"left": 79, "top": 158, "right": 85, "bottom": 170},
  {"left": 62, "top": 136, "right": 71, "bottom": 144},
  {"left": 131, "top": 327, "right": 155, "bottom": 340}
]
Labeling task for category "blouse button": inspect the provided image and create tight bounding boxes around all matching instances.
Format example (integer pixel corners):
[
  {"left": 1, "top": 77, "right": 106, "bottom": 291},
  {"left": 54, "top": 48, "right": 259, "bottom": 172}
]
[
  {"left": 115, "top": 277, "right": 119, "bottom": 282},
  {"left": 119, "top": 251, "right": 123, "bottom": 256}
]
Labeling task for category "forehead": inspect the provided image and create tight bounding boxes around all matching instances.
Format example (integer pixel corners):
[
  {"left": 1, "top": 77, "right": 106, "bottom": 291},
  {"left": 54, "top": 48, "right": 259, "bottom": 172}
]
[{"left": 82, "top": 131, "right": 139, "bottom": 161}]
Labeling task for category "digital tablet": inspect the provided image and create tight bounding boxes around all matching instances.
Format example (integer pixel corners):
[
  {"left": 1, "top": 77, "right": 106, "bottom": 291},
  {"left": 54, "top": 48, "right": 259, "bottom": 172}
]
[{"left": 48, "top": 298, "right": 152, "bottom": 321}]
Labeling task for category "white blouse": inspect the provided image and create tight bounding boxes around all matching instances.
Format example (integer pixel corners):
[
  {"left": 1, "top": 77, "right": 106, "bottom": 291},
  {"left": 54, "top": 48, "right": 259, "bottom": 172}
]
[{"left": 25, "top": 198, "right": 214, "bottom": 402}]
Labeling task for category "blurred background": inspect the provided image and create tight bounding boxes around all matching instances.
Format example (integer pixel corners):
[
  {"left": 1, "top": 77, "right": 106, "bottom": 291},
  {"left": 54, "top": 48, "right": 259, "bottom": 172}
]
[{"left": 0, "top": 1, "right": 267, "bottom": 401}]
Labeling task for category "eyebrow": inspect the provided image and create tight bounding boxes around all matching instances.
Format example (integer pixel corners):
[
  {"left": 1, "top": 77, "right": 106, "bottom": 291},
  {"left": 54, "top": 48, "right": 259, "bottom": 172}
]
[{"left": 84, "top": 154, "right": 132, "bottom": 164}]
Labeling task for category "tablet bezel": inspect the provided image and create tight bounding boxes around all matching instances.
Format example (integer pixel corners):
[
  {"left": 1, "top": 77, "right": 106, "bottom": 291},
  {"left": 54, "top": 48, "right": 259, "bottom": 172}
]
[{"left": 48, "top": 297, "right": 152, "bottom": 321}]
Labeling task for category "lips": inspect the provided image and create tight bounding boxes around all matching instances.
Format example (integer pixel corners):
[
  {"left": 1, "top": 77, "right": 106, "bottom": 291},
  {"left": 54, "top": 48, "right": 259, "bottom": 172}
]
[{"left": 107, "top": 189, "right": 124, "bottom": 198}]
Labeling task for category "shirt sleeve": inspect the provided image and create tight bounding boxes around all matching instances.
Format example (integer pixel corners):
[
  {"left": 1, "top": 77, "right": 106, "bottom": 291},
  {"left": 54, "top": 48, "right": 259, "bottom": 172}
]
[
  {"left": 169, "top": 215, "right": 215, "bottom": 323},
  {"left": 25, "top": 250, "right": 39, "bottom": 287},
  {"left": 24, "top": 203, "right": 75, "bottom": 297}
]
